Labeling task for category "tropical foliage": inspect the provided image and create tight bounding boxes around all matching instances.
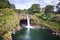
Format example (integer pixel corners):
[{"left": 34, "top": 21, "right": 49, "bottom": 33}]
[
  {"left": 0, "top": 9, "right": 19, "bottom": 36},
  {"left": 44, "top": 5, "right": 54, "bottom": 13},
  {"left": 34, "top": 12, "right": 60, "bottom": 31},
  {"left": 28, "top": 4, "right": 41, "bottom": 14}
]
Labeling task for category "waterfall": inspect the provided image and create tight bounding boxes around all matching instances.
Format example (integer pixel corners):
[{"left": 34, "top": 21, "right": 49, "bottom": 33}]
[
  {"left": 27, "top": 15, "right": 30, "bottom": 27},
  {"left": 23, "top": 15, "right": 32, "bottom": 40},
  {"left": 26, "top": 15, "right": 30, "bottom": 32},
  {"left": 26, "top": 15, "right": 34, "bottom": 32}
]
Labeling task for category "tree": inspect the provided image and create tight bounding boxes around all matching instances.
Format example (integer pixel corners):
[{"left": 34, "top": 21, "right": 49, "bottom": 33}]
[
  {"left": 56, "top": 2, "right": 60, "bottom": 13},
  {"left": 15, "top": 9, "right": 28, "bottom": 13},
  {"left": 0, "top": 0, "right": 12, "bottom": 9},
  {"left": 15, "top": 9, "right": 21, "bottom": 13},
  {"left": 28, "top": 8, "right": 33, "bottom": 14},
  {"left": 10, "top": 4, "right": 15, "bottom": 9},
  {"left": 44, "top": 5, "right": 54, "bottom": 13},
  {"left": 28, "top": 4, "right": 40, "bottom": 14},
  {"left": 22, "top": 9, "right": 28, "bottom": 14}
]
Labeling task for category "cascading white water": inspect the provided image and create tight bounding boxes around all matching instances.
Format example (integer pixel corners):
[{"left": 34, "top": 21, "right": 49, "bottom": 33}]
[
  {"left": 27, "top": 15, "right": 30, "bottom": 26},
  {"left": 26, "top": 15, "right": 30, "bottom": 32},
  {"left": 26, "top": 15, "right": 34, "bottom": 32}
]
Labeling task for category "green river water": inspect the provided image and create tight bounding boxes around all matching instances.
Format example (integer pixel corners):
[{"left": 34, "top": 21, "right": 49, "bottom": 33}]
[{"left": 12, "top": 28, "right": 60, "bottom": 40}]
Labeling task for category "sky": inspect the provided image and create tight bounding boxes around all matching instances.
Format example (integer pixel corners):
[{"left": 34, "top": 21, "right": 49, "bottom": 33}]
[{"left": 8, "top": 0, "right": 59, "bottom": 10}]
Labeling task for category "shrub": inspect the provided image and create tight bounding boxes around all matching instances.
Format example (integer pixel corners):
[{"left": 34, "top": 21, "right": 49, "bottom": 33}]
[{"left": 0, "top": 9, "right": 19, "bottom": 36}]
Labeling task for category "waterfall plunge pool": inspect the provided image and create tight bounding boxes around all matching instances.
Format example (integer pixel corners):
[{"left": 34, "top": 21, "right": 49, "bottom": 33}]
[{"left": 12, "top": 28, "right": 60, "bottom": 40}]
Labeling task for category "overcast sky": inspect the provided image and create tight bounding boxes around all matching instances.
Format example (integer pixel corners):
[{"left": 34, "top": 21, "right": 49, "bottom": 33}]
[{"left": 8, "top": 0, "right": 59, "bottom": 9}]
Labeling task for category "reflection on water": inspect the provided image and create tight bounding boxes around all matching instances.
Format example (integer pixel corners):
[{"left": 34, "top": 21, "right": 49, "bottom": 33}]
[
  {"left": 12, "top": 28, "right": 60, "bottom": 40},
  {"left": 21, "top": 29, "right": 31, "bottom": 40}
]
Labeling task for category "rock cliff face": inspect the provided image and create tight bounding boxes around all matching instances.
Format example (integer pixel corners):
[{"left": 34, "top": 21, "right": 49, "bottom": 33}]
[{"left": 18, "top": 13, "right": 40, "bottom": 26}]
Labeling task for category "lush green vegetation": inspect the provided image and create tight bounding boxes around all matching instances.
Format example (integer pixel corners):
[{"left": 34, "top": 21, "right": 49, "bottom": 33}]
[
  {"left": 0, "top": 0, "right": 19, "bottom": 40},
  {"left": 0, "top": 9, "right": 19, "bottom": 37},
  {"left": 34, "top": 12, "right": 60, "bottom": 31},
  {"left": 44, "top": 5, "right": 54, "bottom": 13},
  {"left": 28, "top": 4, "right": 41, "bottom": 14},
  {"left": 35, "top": 12, "right": 56, "bottom": 20},
  {"left": 0, "top": 0, "right": 60, "bottom": 40},
  {"left": 0, "top": 0, "right": 15, "bottom": 9},
  {"left": 27, "top": 2, "right": 60, "bottom": 31}
]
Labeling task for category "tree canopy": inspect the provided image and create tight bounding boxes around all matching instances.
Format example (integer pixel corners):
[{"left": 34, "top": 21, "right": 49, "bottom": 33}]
[
  {"left": 28, "top": 4, "right": 41, "bottom": 14},
  {"left": 44, "top": 5, "right": 54, "bottom": 13},
  {"left": 0, "top": 0, "right": 15, "bottom": 9}
]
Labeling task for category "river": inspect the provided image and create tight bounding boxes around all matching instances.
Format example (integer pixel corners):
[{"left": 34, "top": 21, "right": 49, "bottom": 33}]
[{"left": 12, "top": 28, "right": 60, "bottom": 40}]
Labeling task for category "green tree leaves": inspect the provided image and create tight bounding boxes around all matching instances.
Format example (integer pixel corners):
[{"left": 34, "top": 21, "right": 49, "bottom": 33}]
[
  {"left": 0, "top": 9, "right": 19, "bottom": 35},
  {"left": 44, "top": 5, "right": 54, "bottom": 13},
  {"left": 0, "top": 0, "right": 14, "bottom": 9},
  {"left": 28, "top": 4, "right": 41, "bottom": 14}
]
